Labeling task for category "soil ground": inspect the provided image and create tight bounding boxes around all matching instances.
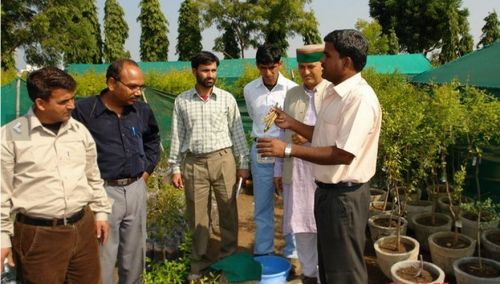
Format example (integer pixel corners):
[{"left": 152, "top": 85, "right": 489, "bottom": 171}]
[{"left": 206, "top": 187, "right": 460, "bottom": 284}]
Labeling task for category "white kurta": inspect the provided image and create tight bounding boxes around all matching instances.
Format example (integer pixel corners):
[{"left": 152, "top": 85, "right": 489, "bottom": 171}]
[{"left": 282, "top": 88, "right": 317, "bottom": 235}]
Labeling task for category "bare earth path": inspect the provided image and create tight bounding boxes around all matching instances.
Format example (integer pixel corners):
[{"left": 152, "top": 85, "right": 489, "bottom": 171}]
[{"left": 208, "top": 190, "right": 389, "bottom": 283}]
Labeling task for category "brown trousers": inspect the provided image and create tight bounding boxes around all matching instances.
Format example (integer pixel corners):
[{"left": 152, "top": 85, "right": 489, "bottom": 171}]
[
  {"left": 13, "top": 207, "right": 101, "bottom": 284},
  {"left": 183, "top": 148, "right": 238, "bottom": 273}
]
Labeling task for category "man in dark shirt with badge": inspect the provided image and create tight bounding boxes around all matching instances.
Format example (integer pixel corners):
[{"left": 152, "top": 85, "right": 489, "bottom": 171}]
[{"left": 72, "top": 59, "right": 161, "bottom": 284}]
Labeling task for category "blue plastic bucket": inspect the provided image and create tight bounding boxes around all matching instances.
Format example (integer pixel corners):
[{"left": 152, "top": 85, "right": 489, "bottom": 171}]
[{"left": 254, "top": 255, "right": 291, "bottom": 284}]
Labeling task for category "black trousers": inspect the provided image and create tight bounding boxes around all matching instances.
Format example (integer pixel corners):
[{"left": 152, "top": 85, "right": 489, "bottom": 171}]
[{"left": 314, "top": 182, "right": 370, "bottom": 284}]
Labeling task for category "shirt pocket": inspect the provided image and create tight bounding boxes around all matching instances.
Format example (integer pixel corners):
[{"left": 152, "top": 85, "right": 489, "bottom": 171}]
[{"left": 210, "top": 108, "right": 228, "bottom": 133}]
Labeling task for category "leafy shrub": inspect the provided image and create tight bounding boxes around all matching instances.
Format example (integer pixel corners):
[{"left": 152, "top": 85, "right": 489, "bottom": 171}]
[
  {"left": 72, "top": 71, "right": 107, "bottom": 97},
  {"left": 145, "top": 70, "right": 195, "bottom": 96},
  {"left": 144, "top": 234, "right": 191, "bottom": 284},
  {"left": 460, "top": 198, "right": 500, "bottom": 222},
  {"left": 1, "top": 68, "right": 18, "bottom": 86}
]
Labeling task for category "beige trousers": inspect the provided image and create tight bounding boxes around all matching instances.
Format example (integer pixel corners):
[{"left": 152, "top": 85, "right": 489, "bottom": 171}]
[{"left": 183, "top": 148, "right": 238, "bottom": 273}]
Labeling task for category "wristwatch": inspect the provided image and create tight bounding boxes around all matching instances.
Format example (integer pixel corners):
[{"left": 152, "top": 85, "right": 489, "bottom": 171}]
[{"left": 284, "top": 143, "right": 292, "bottom": 158}]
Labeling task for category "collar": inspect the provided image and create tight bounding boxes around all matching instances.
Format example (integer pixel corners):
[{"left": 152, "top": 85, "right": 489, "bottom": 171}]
[
  {"left": 257, "top": 72, "right": 287, "bottom": 89},
  {"left": 95, "top": 89, "right": 137, "bottom": 116},
  {"left": 189, "top": 86, "right": 219, "bottom": 101},
  {"left": 27, "top": 107, "right": 74, "bottom": 133},
  {"left": 332, "top": 73, "right": 362, "bottom": 98}
]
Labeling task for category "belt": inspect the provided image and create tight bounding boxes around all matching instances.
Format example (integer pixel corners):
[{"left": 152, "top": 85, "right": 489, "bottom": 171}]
[
  {"left": 186, "top": 147, "right": 231, "bottom": 159},
  {"left": 16, "top": 208, "right": 85, "bottom": 227},
  {"left": 105, "top": 176, "right": 141, "bottom": 187},
  {"left": 315, "top": 180, "right": 363, "bottom": 190}
]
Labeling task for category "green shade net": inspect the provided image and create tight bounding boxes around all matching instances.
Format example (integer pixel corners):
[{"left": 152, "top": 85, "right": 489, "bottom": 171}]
[
  {"left": 0, "top": 82, "right": 253, "bottom": 152},
  {"left": 1, "top": 78, "right": 31, "bottom": 126},
  {"left": 412, "top": 41, "right": 500, "bottom": 98}
]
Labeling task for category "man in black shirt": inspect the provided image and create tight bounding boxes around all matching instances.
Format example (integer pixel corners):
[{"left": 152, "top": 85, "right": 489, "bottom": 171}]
[{"left": 73, "top": 59, "right": 161, "bottom": 284}]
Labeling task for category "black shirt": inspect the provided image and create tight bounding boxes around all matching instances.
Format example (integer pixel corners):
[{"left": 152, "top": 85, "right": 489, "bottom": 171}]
[{"left": 72, "top": 91, "right": 161, "bottom": 180}]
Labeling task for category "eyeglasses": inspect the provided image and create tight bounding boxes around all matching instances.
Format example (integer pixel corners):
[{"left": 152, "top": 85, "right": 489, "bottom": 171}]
[{"left": 114, "top": 77, "right": 146, "bottom": 93}]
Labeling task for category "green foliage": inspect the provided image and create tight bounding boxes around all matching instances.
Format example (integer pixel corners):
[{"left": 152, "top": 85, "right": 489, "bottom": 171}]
[
  {"left": 477, "top": 10, "right": 500, "bottom": 49},
  {"left": 71, "top": 71, "right": 107, "bottom": 97},
  {"left": 144, "top": 234, "right": 191, "bottom": 284},
  {"left": 1, "top": 68, "right": 18, "bottom": 86},
  {"left": 439, "top": 4, "right": 473, "bottom": 64},
  {"left": 198, "top": 0, "right": 260, "bottom": 59},
  {"left": 225, "top": 65, "right": 259, "bottom": 98},
  {"left": 355, "top": 19, "right": 390, "bottom": 55},
  {"left": 301, "top": 11, "right": 322, "bottom": 45},
  {"left": 364, "top": 69, "right": 428, "bottom": 191},
  {"left": 363, "top": 70, "right": 499, "bottom": 200},
  {"left": 176, "top": 0, "right": 203, "bottom": 61},
  {"left": 460, "top": 87, "right": 500, "bottom": 148},
  {"left": 387, "top": 28, "right": 400, "bottom": 55},
  {"left": 460, "top": 198, "right": 500, "bottom": 222},
  {"left": 138, "top": 0, "right": 169, "bottom": 61},
  {"left": 259, "top": 0, "right": 315, "bottom": 56},
  {"left": 369, "top": 0, "right": 472, "bottom": 54},
  {"left": 103, "top": 0, "right": 130, "bottom": 62},
  {"left": 145, "top": 70, "right": 195, "bottom": 96},
  {"left": 214, "top": 26, "right": 241, "bottom": 59},
  {"left": 63, "top": 0, "right": 103, "bottom": 64},
  {"left": 1, "top": 1, "right": 35, "bottom": 69},
  {"left": 146, "top": 182, "right": 187, "bottom": 241},
  {"left": 23, "top": 1, "right": 103, "bottom": 66}
]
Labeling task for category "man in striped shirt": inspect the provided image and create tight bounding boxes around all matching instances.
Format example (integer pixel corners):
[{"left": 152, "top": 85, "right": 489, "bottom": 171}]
[{"left": 168, "top": 51, "right": 250, "bottom": 280}]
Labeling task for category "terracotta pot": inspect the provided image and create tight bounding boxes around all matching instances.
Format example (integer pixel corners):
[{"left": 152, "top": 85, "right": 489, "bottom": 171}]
[
  {"left": 412, "top": 212, "right": 452, "bottom": 250},
  {"left": 453, "top": 257, "right": 500, "bottom": 284},
  {"left": 390, "top": 259, "right": 445, "bottom": 284},
  {"left": 368, "top": 214, "right": 407, "bottom": 243},
  {"left": 373, "top": 235, "right": 419, "bottom": 279},
  {"left": 482, "top": 229, "right": 500, "bottom": 262},
  {"left": 428, "top": 231, "right": 476, "bottom": 275}
]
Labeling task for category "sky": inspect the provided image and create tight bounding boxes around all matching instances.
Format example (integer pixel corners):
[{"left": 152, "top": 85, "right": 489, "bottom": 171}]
[{"left": 15, "top": 0, "right": 500, "bottom": 69}]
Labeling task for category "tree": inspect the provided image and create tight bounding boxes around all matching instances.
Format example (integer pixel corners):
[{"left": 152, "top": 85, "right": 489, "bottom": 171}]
[
  {"left": 259, "top": 0, "right": 317, "bottom": 56},
  {"left": 214, "top": 26, "right": 241, "bottom": 59},
  {"left": 477, "top": 10, "right": 500, "bottom": 49},
  {"left": 355, "top": 19, "right": 389, "bottom": 55},
  {"left": 439, "top": 1, "right": 473, "bottom": 63},
  {"left": 387, "top": 28, "right": 400, "bottom": 55},
  {"left": 369, "top": 0, "right": 470, "bottom": 55},
  {"left": 64, "top": 0, "right": 103, "bottom": 64},
  {"left": 198, "top": 0, "right": 260, "bottom": 58},
  {"left": 23, "top": 1, "right": 103, "bottom": 66},
  {"left": 138, "top": 0, "right": 169, "bottom": 61},
  {"left": 301, "top": 11, "right": 322, "bottom": 45},
  {"left": 176, "top": 0, "right": 202, "bottom": 61},
  {"left": 103, "top": 0, "right": 130, "bottom": 62},
  {"left": 1, "top": 1, "right": 36, "bottom": 69}
]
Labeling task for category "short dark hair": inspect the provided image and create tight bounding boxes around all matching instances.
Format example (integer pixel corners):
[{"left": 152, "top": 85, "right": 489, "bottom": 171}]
[
  {"left": 323, "top": 29, "right": 368, "bottom": 72},
  {"left": 106, "top": 58, "right": 139, "bottom": 81},
  {"left": 191, "top": 51, "right": 219, "bottom": 69},
  {"left": 256, "top": 43, "right": 281, "bottom": 65},
  {"left": 26, "top": 66, "right": 76, "bottom": 102}
]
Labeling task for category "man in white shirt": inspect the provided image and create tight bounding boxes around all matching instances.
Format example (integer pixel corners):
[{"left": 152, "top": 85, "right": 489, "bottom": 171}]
[
  {"left": 243, "top": 44, "right": 298, "bottom": 261},
  {"left": 257, "top": 30, "right": 382, "bottom": 284}
]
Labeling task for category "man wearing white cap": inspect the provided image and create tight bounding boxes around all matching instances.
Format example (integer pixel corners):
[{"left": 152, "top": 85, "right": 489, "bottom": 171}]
[{"left": 273, "top": 44, "right": 330, "bottom": 284}]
